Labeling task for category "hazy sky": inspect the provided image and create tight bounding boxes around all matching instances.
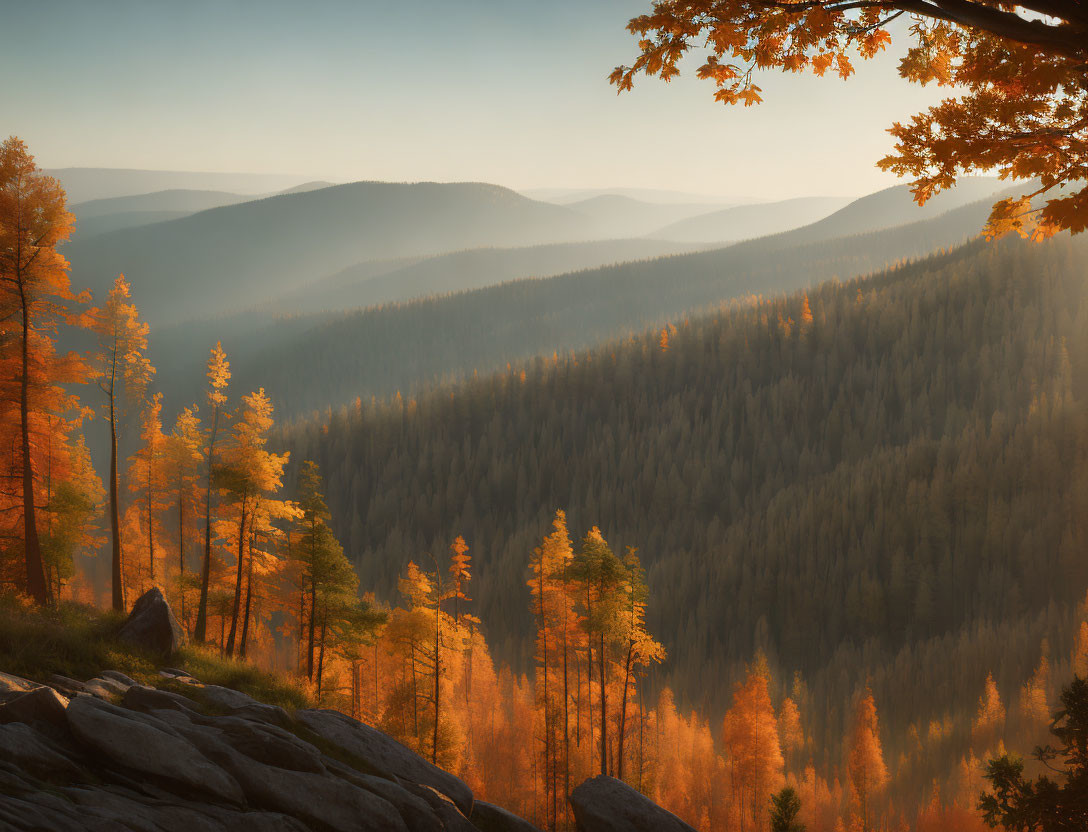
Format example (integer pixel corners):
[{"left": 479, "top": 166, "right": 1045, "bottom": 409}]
[{"left": 3, "top": 0, "right": 947, "bottom": 199}]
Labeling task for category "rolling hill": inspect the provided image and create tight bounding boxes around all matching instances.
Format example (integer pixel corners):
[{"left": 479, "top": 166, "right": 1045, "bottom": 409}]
[
  {"left": 67, "top": 189, "right": 258, "bottom": 241},
  {"left": 61, "top": 181, "right": 595, "bottom": 326},
  {"left": 187, "top": 185, "right": 1019, "bottom": 421},
  {"left": 651, "top": 195, "right": 851, "bottom": 242},
  {"left": 264, "top": 237, "right": 708, "bottom": 315},
  {"left": 280, "top": 233, "right": 1088, "bottom": 770},
  {"left": 45, "top": 167, "right": 311, "bottom": 204},
  {"left": 563, "top": 195, "right": 726, "bottom": 238}
]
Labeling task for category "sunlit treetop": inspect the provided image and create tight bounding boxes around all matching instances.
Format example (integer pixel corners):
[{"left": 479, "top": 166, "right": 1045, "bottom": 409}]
[{"left": 610, "top": 1, "right": 1088, "bottom": 239}]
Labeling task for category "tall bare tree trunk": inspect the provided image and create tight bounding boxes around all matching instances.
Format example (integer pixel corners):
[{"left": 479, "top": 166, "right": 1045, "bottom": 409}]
[
  {"left": 193, "top": 406, "right": 219, "bottom": 642},
  {"left": 617, "top": 641, "right": 634, "bottom": 782},
  {"left": 225, "top": 494, "right": 247, "bottom": 657},
  {"left": 239, "top": 541, "right": 254, "bottom": 660},
  {"left": 19, "top": 283, "right": 49, "bottom": 605},
  {"left": 109, "top": 393, "right": 123, "bottom": 611}
]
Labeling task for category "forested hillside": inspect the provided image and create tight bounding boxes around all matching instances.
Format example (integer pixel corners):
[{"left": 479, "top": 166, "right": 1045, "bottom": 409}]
[
  {"left": 283, "top": 235, "right": 1088, "bottom": 770},
  {"left": 218, "top": 189, "right": 1018, "bottom": 420}
]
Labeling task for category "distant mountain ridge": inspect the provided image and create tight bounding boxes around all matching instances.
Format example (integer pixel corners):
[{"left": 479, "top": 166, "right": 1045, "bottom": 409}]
[
  {"left": 172, "top": 184, "right": 1020, "bottom": 421},
  {"left": 651, "top": 195, "right": 852, "bottom": 242},
  {"left": 61, "top": 180, "right": 595, "bottom": 325},
  {"left": 44, "top": 167, "right": 313, "bottom": 204}
]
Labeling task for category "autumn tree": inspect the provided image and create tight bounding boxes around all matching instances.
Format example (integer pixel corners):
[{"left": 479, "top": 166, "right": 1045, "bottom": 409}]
[
  {"left": 88, "top": 274, "right": 153, "bottom": 611},
  {"left": 570, "top": 526, "right": 626, "bottom": 777},
  {"left": 1075, "top": 621, "right": 1088, "bottom": 680},
  {"left": 194, "top": 341, "right": 230, "bottom": 642},
  {"left": 127, "top": 392, "right": 169, "bottom": 590},
  {"left": 216, "top": 389, "right": 289, "bottom": 658},
  {"left": 165, "top": 405, "right": 202, "bottom": 626},
  {"left": 40, "top": 437, "right": 102, "bottom": 599},
  {"left": 847, "top": 689, "right": 888, "bottom": 832},
  {"left": 615, "top": 546, "right": 664, "bottom": 783},
  {"left": 0, "top": 137, "right": 78, "bottom": 604},
  {"left": 980, "top": 676, "right": 1088, "bottom": 831},
  {"left": 722, "top": 657, "right": 785, "bottom": 832},
  {"left": 1018, "top": 649, "right": 1050, "bottom": 731},
  {"left": 973, "top": 673, "right": 1007, "bottom": 752},
  {"left": 610, "top": 2, "right": 1088, "bottom": 238}
]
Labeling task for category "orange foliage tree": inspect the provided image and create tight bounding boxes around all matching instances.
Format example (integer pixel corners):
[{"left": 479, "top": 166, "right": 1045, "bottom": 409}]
[
  {"left": 847, "top": 689, "right": 888, "bottom": 832},
  {"left": 87, "top": 274, "right": 153, "bottom": 611},
  {"left": 0, "top": 137, "right": 81, "bottom": 604},
  {"left": 722, "top": 657, "right": 785, "bottom": 832},
  {"left": 194, "top": 341, "right": 230, "bottom": 642},
  {"left": 610, "top": 2, "right": 1088, "bottom": 238}
]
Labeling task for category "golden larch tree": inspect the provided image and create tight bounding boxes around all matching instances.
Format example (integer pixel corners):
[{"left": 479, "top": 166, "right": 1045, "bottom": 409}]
[
  {"left": 847, "top": 689, "right": 888, "bottom": 832},
  {"left": 87, "top": 274, "right": 153, "bottom": 611},
  {"left": 194, "top": 341, "right": 230, "bottom": 642}
]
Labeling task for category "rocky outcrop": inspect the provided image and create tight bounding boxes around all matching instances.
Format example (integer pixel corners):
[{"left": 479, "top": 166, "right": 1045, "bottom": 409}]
[
  {"left": 470, "top": 800, "right": 545, "bottom": 832},
  {"left": 118, "top": 586, "right": 187, "bottom": 654},
  {"left": 297, "top": 707, "right": 475, "bottom": 815},
  {"left": 0, "top": 664, "right": 680, "bottom": 832},
  {"left": 0, "top": 667, "right": 481, "bottom": 831},
  {"left": 570, "top": 775, "right": 698, "bottom": 832}
]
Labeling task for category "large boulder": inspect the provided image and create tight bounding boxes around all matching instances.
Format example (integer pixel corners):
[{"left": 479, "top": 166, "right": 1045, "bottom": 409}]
[
  {"left": 569, "top": 776, "right": 697, "bottom": 832},
  {"left": 297, "top": 707, "right": 474, "bottom": 816},
  {"left": 471, "top": 800, "right": 545, "bottom": 832},
  {"left": 0, "top": 685, "right": 69, "bottom": 727},
  {"left": 0, "top": 670, "right": 39, "bottom": 701},
  {"left": 65, "top": 695, "right": 244, "bottom": 805},
  {"left": 117, "top": 587, "right": 186, "bottom": 655}
]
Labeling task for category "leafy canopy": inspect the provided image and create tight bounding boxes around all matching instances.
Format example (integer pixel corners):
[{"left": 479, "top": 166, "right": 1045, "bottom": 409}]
[{"left": 610, "top": 1, "right": 1088, "bottom": 239}]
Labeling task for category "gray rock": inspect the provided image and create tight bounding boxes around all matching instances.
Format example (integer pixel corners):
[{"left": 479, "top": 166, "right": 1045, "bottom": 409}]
[
  {"left": 0, "top": 722, "right": 85, "bottom": 781},
  {"left": 352, "top": 772, "right": 445, "bottom": 832},
  {"left": 0, "top": 792, "right": 107, "bottom": 832},
  {"left": 199, "top": 683, "right": 291, "bottom": 726},
  {"left": 65, "top": 694, "right": 244, "bottom": 805},
  {"left": 118, "top": 587, "right": 186, "bottom": 655},
  {"left": 165, "top": 713, "right": 408, "bottom": 831},
  {"left": 298, "top": 707, "right": 474, "bottom": 816},
  {"left": 404, "top": 782, "right": 478, "bottom": 832},
  {"left": 83, "top": 675, "right": 130, "bottom": 698},
  {"left": 160, "top": 666, "right": 195, "bottom": 678},
  {"left": 48, "top": 673, "right": 87, "bottom": 696},
  {"left": 122, "top": 683, "right": 201, "bottom": 713},
  {"left": 471, "top": 800, "right": 545, "bottom": 832},
  {"left": 0, "top": 670, "right": 39, "bottom": 701},
  {"left": 569, "top": 775, "right": 697, "bottom": 832},
  {"left": 62, "top": 785, "right": 309, "bottom": 832},
  {"left": 0, "top": 685, "right": 69, "bottom": 727},
  {"left": 99, "top": 669, "right": 139, "bottom": 687}
]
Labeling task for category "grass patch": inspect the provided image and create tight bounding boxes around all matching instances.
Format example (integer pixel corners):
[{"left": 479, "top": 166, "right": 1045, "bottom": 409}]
[
  {"left": 0, "top": 595, "right": 158, "bottom": 685},
  {"left": 0, "top": 594, "right": 311, "bottom": 712},
  {"left": 171, "top": 644, "right": 311, "bottom": 711}
]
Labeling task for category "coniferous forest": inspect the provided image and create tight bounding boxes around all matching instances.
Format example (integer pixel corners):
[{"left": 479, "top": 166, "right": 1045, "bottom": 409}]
[{"left": 4, "top": 2, "right": 1088, "bottom": 831}]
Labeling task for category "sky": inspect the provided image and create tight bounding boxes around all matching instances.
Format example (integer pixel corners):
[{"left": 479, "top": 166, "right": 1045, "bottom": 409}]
[{"left": 2, "top": 0, "right": 949, "bottom": 200}]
